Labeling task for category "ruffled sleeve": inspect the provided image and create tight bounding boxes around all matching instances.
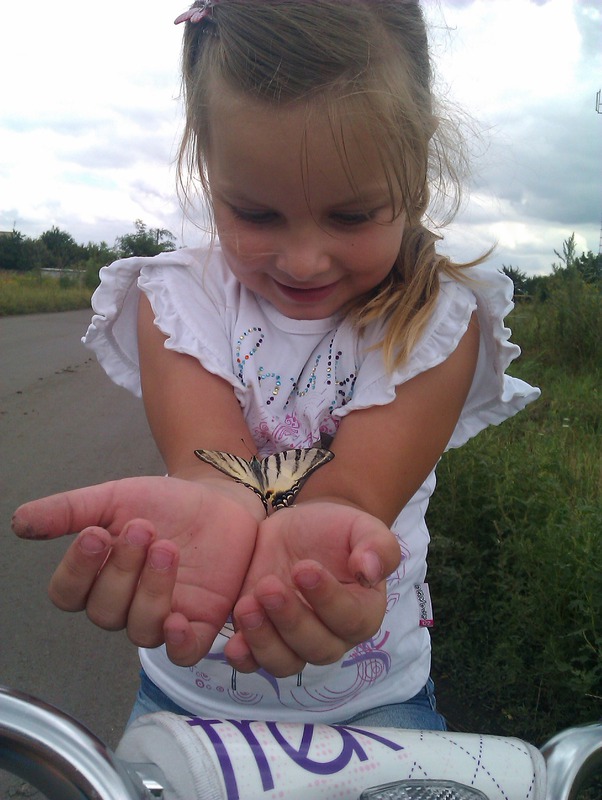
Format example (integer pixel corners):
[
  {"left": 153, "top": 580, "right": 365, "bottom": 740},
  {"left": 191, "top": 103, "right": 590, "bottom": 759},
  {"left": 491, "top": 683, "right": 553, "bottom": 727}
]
[
  {"left": 82, "top": 246, "right": 242, "bottom": 398},
  {"left": 333, "top": 266, "right": 540, "bottom": 450}
]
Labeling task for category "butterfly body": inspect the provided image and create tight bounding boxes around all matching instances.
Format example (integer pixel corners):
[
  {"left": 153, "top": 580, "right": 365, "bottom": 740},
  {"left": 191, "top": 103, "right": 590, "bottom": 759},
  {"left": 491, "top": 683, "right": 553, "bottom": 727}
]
[{"left": 194, "top": 446, "right": 334, "bottom": 512}]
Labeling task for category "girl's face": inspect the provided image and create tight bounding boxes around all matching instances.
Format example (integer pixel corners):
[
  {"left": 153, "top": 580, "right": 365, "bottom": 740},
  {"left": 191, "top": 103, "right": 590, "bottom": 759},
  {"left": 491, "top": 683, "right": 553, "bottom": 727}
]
[{"left": 206, "top": 82, "right": 405, "bottom": 320}]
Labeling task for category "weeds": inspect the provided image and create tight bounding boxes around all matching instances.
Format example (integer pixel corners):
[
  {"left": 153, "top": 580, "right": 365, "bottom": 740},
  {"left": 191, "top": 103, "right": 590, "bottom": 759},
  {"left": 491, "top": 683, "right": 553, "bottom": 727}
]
[
  {"left": 0, "top": 270, "right": 92, "bottom": 315},
  {"left": 428, "top": 294, "right": 601, "bottom": 744}
]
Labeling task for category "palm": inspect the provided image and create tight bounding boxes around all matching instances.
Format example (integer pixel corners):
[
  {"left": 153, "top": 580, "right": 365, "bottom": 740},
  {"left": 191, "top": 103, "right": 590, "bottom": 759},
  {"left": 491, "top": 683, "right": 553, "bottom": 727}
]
[
  {"left": 243, "top": 501, "right": 396, "bottom": 592},
  {"left": 221, "top": 501, "right": 401, "bottom": 676},
  {"left": 13, "top": 476, "right": 259, "bottom": 654}
]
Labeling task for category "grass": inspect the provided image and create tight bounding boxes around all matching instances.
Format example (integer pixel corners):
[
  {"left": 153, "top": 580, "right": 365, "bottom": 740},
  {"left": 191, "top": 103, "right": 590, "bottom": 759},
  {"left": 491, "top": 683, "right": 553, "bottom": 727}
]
[
  {"left": 0, "top": 270, "right": 93, "bottom": 315},
  {"left": 428, "top": 301, "right": 601, "bottom": 746}
]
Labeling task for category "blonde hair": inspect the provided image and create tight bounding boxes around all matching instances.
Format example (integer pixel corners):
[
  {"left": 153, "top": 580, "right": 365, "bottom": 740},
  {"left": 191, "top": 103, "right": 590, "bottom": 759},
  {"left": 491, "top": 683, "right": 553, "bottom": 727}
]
[{"left": 177, "top": 0, "right": 486, "bottom": 368}]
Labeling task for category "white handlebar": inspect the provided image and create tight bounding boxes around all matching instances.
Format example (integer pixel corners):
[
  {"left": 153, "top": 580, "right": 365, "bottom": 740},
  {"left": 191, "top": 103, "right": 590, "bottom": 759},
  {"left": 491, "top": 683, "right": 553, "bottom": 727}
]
[
  {"left": 1, "top": 685, "right": 600, "bottom": 800},
  {"left": 116, "top": 711, "right": 547, "bottom": 799}
]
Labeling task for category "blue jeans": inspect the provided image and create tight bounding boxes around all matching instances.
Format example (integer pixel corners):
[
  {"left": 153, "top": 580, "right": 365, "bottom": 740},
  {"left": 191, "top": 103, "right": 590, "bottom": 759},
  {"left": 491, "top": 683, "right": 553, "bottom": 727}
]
[{"left": 127, "top": 670, "right": 447, "bottom": 731}]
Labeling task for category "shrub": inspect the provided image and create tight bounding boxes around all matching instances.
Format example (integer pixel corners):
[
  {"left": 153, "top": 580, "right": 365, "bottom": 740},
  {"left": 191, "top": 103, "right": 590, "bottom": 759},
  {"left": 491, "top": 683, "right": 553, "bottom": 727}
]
[
  {"left": 513, "top": 272, "right": 601, "bottom": 371},
  {"left": 428, "top": 328, "right": 601, "bottom": 744}
]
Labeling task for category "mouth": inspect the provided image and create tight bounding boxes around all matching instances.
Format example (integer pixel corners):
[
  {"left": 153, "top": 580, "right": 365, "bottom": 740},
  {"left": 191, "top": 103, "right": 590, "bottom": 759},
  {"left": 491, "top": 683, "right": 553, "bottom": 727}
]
[{"left": 275, "top": 280, "right": 340, "bottom": 304}]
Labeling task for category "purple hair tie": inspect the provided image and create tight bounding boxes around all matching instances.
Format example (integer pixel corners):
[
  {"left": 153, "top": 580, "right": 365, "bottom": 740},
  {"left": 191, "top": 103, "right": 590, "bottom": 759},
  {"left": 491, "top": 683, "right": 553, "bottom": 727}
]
[{"left": 174, "top": 1, "right": 217, "bottom": 26}]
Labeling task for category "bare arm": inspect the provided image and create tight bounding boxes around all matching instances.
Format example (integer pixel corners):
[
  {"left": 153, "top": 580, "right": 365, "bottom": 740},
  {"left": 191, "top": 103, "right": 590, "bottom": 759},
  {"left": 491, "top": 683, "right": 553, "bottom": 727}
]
[
  {"left": 137, "top": 293, "right": 262, "bottom": 488},
  {"left": 298, "top": 311, "right": 481, "bottom": 524}
]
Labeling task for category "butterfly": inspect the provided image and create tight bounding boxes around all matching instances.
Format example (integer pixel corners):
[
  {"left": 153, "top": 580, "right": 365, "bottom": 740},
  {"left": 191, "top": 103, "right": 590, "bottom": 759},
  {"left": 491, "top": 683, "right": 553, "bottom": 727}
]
[{"left": 194, "top": 446, "right": 334, "bottom": 512}]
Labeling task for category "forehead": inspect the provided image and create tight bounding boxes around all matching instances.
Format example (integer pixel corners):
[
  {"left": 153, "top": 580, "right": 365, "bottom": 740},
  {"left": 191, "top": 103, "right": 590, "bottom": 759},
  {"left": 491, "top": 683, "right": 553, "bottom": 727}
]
[{"left": 205, "top": 78, "right": 392, "bottom": 202}]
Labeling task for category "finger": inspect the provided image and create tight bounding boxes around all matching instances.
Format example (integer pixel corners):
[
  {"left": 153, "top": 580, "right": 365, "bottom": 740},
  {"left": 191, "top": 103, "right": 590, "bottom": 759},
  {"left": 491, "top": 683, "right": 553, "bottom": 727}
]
[
  {"left": 223, "top": 629, "right": 260, "bottom": 674},
  {"left": 163, "top": 612, "right": 225, "bottom": 668},
  {"left": 85, "top": 520, "right": 155, "bottom": 631},
  {"left": 48, "top": 526, "right": 112, "bottom": 611},
  {"left": 292, "top": 560, "right": 387, "bottom": 645},
  {"left": 126, "top": 541, "right": 179, "bottom": 648},
  {"left": 346, "top": 519, "right": 402, "bottom": 585},
  {"left": 12, "top": 482, "right": 124, "bottom": 539},
  {"left": 241, "top": 572, "right": 361, "bottom": 670},
  {"left": 229, "top": 591, "right": 306, "bottom": 677}
]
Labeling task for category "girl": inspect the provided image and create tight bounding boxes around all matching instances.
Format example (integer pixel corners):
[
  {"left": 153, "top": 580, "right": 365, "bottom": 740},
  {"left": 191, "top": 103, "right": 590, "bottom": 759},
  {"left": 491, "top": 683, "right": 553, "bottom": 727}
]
[{"left": 12, "top": 0, "right": 539, "bottom": 731}]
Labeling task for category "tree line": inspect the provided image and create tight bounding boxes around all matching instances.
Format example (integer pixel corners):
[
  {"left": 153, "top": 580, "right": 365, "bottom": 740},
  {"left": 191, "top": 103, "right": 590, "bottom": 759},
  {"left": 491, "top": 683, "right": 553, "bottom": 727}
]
[
  {"left": 1, "top": 223, "right": 600, "bottom": 298},
  {"left": 502, "top": 233, "right": 601, "bottom": 300},
  {"left": 0, "top": 220, "right": 176, "bottom": 277}
]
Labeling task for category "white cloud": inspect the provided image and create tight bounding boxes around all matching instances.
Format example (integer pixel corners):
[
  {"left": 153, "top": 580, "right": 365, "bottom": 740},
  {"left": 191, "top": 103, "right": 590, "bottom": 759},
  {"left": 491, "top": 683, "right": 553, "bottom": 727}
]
[{"left": 425, "top": 0, "right": 602, "bottom": 272}]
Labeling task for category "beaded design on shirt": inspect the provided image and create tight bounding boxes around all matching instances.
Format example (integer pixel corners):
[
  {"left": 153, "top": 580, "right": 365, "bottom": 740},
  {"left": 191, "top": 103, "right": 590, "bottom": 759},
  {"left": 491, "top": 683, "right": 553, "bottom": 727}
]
[
  {"left": 235, "top": 326, "right": 264, "bottom": 382},
  {"left": 235, "top": 327, "right": 357, "bottom": 413}
]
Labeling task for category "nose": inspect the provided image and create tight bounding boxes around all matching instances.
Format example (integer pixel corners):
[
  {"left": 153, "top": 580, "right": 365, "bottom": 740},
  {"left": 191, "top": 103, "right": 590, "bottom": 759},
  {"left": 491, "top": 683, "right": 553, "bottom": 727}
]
[{"left": 275, "top": 229, "right": 333, "bottom": 283}]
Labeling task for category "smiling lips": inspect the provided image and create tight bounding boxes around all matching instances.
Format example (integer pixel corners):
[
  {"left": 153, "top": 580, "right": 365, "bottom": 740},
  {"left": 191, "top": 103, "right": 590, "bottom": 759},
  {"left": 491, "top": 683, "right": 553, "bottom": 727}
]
[{"left": 275, "top": 280, "right": 340, "bottom": 303}]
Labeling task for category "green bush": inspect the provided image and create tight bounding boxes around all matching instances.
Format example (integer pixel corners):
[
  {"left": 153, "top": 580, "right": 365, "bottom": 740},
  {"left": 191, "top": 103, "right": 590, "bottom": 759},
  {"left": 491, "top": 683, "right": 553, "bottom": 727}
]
[
  {"left": 514, "top": 272, "right": 601, "bottom": 371},
  {"left": 428, "top": 320, "right": 601, "bottom": 744}
]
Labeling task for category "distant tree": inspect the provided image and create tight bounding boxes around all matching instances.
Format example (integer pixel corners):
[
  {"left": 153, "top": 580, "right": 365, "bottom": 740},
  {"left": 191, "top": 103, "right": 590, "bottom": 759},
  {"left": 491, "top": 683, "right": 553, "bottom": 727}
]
[
  {"left": 523, "top": 273, "right": 551, "bottom": 302},
  {"left": 501, "top": 265, "right": 529, "bottom": 298},
  {"left": 574, "top": 250, "right": 602, "bottom": 284},
  {"left": 78, "top": 241, "right": 118, "bottom": 290},
  {"left": 116, "top": 219, "right": 176, "bottom": 258},
  {"left": 39, "top": 226, "right": 84, "bottom": 269},
  {"left": 80, "top": 240, "right": 117, "bottom": 268},
  {"left": 548, "top": 234, "right": 602, "bottom": 288},
  {"left": 552, "top": 232, "right": 578, "bottom": 272},
  {"left": 0, "top": 230, "right": 50, "bottom": 272},
  {"left": 0, "top": 229, "right": 30, "bottom": 271}
]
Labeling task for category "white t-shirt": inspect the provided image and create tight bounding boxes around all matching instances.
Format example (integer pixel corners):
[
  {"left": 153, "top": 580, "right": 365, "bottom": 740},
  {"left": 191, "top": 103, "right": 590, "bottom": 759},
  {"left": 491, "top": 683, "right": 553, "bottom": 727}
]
[{"left": 83, "top": 243, "right": 539, "bottom": 722}]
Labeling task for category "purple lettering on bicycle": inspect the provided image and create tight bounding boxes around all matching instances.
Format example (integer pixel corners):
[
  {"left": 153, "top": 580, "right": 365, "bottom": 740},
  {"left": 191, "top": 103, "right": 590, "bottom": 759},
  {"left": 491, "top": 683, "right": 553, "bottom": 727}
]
[
  {"left": 227, "top": 719, "right": 275, "bottom": 792},
  {"left": 188, "top": 718, "right": 241, "bottom": 799},
  {"left": 187, "top": 718, "right": 405, "bottom": 799},
  {"left": 336, "top": 724, "right": 405, "bottom": 751},
  {"left": 266, "top": 721, "right": 403, "bottom": 775}
]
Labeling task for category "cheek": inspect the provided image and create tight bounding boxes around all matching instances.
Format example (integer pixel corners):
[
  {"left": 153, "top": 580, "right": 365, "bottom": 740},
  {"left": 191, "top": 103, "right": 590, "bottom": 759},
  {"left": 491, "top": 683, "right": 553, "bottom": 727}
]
[{"left": 351, "top": 228, "right": 402, "bottom": 277}]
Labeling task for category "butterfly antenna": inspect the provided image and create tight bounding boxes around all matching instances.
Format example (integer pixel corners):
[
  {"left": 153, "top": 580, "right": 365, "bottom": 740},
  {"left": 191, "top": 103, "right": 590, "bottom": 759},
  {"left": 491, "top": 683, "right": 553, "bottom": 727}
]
[{"left": 240, "top": 438, "right": 256, "bottom": 459}]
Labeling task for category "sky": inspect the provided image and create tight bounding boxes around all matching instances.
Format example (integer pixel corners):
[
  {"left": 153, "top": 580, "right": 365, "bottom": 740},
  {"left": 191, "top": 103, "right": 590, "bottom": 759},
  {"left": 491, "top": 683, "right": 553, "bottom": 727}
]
[{"left": 0, "top": 0, "right": 600, "bottom": 275}]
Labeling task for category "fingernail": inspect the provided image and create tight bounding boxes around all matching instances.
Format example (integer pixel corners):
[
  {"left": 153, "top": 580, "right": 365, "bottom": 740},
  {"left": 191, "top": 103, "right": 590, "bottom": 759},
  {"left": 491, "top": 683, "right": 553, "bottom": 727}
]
[
  {"left": 357, "top": 550, "right": 383, "bottom": 587},
  {"left": 240, "top": 610, "right": 264, "bottom": 629},
  {"left": 259, "top": 593, "right": 284, "bottom": 611},
  {"left": 79, "top": 532, "right": 107, "bottom": 555},
  {"left": 295, "top": 569, "right": 320, "bottom": 590},
  {"left": 125, "top": 525, "right": 152, "bottom": 546},
  {"left": 149, "top": 547, "right": 174, "bottom": 570},
  {"left": 166, "top": 628, "right": 186, "bottom": 645}
]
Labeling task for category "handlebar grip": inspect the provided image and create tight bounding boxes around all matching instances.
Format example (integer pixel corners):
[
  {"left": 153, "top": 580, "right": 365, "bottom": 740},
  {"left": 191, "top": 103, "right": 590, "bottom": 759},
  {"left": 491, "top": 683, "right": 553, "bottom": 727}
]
[{"left": 116, "top": 712, "right": 548, "bottom": 800}]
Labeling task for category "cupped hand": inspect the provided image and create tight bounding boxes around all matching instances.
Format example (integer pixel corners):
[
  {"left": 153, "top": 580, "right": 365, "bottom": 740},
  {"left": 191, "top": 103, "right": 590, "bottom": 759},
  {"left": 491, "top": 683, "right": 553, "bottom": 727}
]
[
  {"left": 224, "top": 501, "right": 401, "bottom": 677},
  {"left": 12, "top": 476, "right": 262, "bottom": 666}
]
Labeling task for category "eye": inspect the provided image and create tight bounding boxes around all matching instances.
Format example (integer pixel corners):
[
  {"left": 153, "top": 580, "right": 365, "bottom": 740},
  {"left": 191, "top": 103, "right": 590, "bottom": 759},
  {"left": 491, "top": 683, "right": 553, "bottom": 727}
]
[
  {"left": 331, "top": 211, "right": 372, "bottom": 226},
  {"left": 229, "top": 206, "right": 278, "bottom": 225}
]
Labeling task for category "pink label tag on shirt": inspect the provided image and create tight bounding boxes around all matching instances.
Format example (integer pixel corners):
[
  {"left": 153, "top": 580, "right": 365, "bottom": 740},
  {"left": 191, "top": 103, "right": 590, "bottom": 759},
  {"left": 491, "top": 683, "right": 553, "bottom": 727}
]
[{"left": 414, "top": 583, "right": 434, "bottom": 627}]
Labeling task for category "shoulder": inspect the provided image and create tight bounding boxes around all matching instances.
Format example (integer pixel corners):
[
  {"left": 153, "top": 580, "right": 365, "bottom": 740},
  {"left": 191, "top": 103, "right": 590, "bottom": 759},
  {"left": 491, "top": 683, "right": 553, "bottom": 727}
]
[
  {"left": 138, "top": 242, "right": 238, "bottom": 303},
  {"left": 335, "top": 266, "right": 539, "bottom": 433},
  {"left": 360, "top": 268, "right": 479, "bottom": 382}
]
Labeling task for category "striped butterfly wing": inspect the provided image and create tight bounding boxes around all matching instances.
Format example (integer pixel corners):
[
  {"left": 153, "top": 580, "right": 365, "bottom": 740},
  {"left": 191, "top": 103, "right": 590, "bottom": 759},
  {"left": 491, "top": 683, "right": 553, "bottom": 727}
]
[
  {"left": 194, "top": 449, "right": 268, "bottom": 509},
  {"left": 259, "top": 448, "right": 334, "bottom": 509},
  {"left": 194, "top": 447, "right": 334, "bottom": 512}
]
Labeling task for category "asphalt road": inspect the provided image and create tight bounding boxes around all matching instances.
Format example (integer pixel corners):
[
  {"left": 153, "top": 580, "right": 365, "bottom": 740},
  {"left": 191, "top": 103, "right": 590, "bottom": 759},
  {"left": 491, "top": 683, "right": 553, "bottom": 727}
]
[{"left": 0, "top": 309, "right": 165, "bottom": 767}]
